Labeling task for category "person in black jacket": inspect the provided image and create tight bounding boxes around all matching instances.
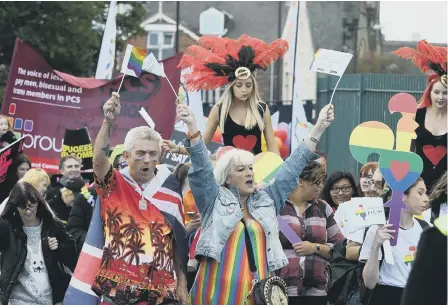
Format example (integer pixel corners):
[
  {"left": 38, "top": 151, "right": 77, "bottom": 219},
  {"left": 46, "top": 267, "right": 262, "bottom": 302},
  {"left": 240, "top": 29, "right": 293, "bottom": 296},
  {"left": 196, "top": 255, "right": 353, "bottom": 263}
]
[
  {"left": 0, "top": 154, "right": 31, "bottom": 203},
  {"left": 0, "top": 182, "right": 77, "bottom": 305},
  {"left": 46, "top": 155, "right": 83, "bottom": 221},
  {"left": 66, "top": 146, "right": 126, "bottom": 256},
  {"left": 66, "top": 185, "right": 97, "bottom": 256}
]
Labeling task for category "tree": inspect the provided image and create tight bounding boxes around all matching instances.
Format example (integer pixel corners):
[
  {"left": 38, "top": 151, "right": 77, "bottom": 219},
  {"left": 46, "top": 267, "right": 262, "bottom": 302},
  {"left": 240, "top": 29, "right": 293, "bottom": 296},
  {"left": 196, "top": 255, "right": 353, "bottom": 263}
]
[
  {"left": 0, "top": 1, "right": 147, "bottom": 102},
  {"left": 356, "top": 52, "right": 415, "bottom": 74}
]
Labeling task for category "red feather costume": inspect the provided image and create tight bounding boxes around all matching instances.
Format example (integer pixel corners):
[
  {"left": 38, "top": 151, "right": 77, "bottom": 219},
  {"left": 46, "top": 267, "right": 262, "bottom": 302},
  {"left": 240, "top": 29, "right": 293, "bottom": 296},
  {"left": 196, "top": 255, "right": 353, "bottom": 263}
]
[
  {"left": 393, "top": 40, "right": 447, "bottom": 108},
  {"left": 178, "top": 35, "right": 289, "bottom": 91}
]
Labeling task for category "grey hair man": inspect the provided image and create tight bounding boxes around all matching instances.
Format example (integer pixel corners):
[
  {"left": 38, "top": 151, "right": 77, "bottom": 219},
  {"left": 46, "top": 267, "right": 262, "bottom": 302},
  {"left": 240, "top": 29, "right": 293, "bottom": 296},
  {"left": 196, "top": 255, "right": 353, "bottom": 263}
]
[{"left": 90, "top": 92, "right": 188, "bottom": 305}]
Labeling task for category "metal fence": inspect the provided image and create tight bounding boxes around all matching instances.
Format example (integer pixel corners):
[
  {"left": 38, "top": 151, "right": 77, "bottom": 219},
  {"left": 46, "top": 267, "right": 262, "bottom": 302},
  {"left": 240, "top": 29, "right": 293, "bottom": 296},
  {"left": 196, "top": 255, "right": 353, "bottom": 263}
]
[{"left": 315, "top": 73, "right": 427, "bottom": 178}]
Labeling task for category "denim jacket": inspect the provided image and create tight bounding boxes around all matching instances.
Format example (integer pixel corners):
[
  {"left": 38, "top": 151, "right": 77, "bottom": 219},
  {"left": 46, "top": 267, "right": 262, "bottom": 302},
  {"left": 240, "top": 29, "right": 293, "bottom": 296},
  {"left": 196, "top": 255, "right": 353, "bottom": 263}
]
[{"left": 185, "top": 139, "right": 318, "bottom": 272}]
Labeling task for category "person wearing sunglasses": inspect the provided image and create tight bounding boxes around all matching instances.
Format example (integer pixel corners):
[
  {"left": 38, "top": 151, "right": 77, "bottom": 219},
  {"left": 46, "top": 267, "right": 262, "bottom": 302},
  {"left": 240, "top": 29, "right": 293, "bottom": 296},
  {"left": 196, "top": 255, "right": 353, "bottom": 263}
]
[{"left": 0, "top": 182, "right": 77, "bottom": 305}]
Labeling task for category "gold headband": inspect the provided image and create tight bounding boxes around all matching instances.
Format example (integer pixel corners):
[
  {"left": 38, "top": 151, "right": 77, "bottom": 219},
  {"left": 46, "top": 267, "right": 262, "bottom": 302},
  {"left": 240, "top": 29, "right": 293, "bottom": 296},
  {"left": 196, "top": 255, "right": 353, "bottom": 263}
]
[
  {"left": 235, "top": 67, "right": 251, "bottom": 80},
  {"left": 441, "top": 74, "right": 447, "bottom": 86}
]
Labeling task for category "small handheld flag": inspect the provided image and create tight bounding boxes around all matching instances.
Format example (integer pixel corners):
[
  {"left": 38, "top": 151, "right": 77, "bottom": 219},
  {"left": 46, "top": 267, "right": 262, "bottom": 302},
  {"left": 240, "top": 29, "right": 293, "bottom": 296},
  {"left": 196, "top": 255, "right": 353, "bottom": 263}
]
[
  {"left": 121, "top": 45, "right": 148, "bottom": 77},
  {"left": 143, "top": 53, "right": 180, "bottom": 103},
  {"left": 117, "top": 45, "right": 179, "bottom": 103}
]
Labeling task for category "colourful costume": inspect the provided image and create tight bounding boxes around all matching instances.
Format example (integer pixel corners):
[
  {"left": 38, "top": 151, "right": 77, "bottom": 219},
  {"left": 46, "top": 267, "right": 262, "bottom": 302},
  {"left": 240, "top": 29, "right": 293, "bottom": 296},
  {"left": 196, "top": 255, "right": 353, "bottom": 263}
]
[
  {"left": 393, "top": 41, "right": 447, "bottom": 191},
  {"left": 178, "top": 35, "right": 288, "bottom": 154}
]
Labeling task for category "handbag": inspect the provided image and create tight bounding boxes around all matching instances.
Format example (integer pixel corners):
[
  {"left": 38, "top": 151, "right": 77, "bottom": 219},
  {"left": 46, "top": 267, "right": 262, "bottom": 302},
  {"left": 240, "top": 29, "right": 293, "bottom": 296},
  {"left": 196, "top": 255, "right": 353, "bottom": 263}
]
[{"left": 242, "top": 221, "right": 288, "bottom": 305}]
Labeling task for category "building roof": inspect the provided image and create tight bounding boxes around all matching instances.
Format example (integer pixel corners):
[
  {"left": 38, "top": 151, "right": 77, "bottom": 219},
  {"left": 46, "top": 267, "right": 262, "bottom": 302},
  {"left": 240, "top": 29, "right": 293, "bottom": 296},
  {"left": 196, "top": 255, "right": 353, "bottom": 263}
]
[{"left": 145, "top": 1, "right": 289, "bottom": 43}]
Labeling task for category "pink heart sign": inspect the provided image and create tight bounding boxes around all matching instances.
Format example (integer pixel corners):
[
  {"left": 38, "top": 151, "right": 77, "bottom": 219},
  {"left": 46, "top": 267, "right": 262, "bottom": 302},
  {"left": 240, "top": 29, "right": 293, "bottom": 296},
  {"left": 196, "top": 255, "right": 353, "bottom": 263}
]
[{"left": 390, "top": 160, "right": 410, "bottom": 181}]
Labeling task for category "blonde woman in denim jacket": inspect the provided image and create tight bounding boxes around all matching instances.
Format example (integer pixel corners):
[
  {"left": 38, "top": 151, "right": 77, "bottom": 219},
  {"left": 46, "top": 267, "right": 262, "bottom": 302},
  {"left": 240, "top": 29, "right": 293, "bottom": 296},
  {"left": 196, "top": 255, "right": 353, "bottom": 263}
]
[{"left": 166, "top": 103, "right": 335, "bottom": 305}]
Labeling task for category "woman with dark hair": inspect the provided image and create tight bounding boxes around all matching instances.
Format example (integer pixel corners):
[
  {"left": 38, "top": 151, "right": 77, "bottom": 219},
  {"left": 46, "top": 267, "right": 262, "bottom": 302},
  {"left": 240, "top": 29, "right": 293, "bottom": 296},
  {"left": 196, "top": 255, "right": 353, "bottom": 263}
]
[
  {"left": 361, "top": 177, "right": 430, "bottom": 305},
  {"left": 401, "top": 173, "right": 447, "bottom": 305},
  {"left": 321, "top": 171, "right": 359, "bottom": 211},
  {"left": 0, "top": 182, "right": 77, "bottom": 305},
  {"left": 0, "top": 154, "right": 31, "bottom": 202}
]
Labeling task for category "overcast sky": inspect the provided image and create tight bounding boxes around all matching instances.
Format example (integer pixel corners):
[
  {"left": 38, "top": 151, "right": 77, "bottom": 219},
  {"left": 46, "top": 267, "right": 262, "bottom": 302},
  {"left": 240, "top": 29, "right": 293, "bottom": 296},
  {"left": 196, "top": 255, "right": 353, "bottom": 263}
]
[{"left": 380, "top": 1, "right": 447, "bottom": 43}]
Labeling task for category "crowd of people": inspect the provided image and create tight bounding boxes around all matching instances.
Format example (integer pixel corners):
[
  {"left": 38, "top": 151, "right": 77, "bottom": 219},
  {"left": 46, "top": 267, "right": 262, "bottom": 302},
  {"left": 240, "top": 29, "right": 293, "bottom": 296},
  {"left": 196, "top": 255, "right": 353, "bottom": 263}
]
[{"left": 0, "top": 36, "right": 446, "bottom": 305}]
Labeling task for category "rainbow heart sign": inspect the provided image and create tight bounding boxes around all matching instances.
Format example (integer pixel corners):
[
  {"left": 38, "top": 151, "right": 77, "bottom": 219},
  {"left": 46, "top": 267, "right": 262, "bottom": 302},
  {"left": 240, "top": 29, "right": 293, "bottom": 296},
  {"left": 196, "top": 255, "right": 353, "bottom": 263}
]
[
  {"left": 349, "top": 93, "right": 423, "bottom": 246},
  {"left": 254, "top": 152, "right": 284, "bottom": 185}
]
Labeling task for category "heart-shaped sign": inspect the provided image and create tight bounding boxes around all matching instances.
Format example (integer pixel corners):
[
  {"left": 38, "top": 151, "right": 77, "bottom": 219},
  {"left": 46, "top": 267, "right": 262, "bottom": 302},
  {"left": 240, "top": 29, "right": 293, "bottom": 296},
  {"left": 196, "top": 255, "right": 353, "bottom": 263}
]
[
  {"left": 390, "top": 160, "right": 410, "bottom": 182},
  {"left": 232, "top": 135, "right": 257, "bottom": 152},
  {"left": 423, "top": 145, "right": 447, "bottom": 166}
]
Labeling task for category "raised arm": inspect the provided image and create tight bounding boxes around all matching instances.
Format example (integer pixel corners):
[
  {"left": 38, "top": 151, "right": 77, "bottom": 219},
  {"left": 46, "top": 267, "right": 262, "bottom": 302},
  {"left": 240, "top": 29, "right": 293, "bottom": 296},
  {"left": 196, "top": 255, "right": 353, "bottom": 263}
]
[
  {"left": 266, "top": 104, "right": 335, "bottom": 213},
  {"left": 263, "top": 107, "right": 280, "bottom": 155},
  {"left": 93, "top": 92, "right": 121, "bottom": 181},
  {"left": 176, "top": 103, "right": 219, "bottom": 217},
  {"left": 162, "top": 103, "right": 220, "bottom": 156}
]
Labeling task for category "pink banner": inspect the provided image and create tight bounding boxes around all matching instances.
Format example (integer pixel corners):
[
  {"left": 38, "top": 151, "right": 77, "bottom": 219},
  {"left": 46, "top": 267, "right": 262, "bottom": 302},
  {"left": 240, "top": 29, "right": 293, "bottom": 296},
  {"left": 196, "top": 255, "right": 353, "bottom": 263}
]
[{"left": 1, "top": 38, "right": 181, "bottom": 174}]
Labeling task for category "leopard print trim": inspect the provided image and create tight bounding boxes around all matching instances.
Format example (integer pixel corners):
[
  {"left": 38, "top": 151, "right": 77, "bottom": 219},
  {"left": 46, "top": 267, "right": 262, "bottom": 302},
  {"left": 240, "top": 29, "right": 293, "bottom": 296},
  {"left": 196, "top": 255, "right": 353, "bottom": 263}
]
[{"left": 94, "top": 166, "right": 117, "bottom": 198}]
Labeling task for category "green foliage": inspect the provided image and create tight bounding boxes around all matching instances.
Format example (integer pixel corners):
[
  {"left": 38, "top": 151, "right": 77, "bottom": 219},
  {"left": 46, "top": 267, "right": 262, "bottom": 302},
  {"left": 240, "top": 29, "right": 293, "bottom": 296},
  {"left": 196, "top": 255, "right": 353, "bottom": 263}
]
[{"left": 0, "top": 1, "right": 146, "bottom": 77}]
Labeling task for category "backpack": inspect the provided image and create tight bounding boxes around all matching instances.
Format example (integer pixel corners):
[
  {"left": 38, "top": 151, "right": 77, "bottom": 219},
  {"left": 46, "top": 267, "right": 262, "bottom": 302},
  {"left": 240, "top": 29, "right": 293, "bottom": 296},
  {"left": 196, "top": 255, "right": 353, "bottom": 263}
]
[
  {"left": 327, "top": 239, "right": 360, "bottom": 305},
  {"left": 359, "top": 218, "right": 430, "bottom": 305}
]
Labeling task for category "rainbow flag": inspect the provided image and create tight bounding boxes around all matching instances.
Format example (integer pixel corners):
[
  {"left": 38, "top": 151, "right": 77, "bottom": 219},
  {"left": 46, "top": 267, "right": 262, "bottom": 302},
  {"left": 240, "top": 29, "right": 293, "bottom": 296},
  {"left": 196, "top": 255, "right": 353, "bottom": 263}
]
[{"left": 120, "top": 44, "right": 148, "bottom": 77}]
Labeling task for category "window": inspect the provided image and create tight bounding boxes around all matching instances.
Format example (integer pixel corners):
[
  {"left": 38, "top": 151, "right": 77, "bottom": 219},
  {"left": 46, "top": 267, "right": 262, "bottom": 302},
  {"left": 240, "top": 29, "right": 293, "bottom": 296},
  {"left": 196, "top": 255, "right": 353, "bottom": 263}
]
[
  {"left": 147, "top": 31, "right": 175, "bottom": 61},
  {"left": 202, "top": 87, "right": 225, "bottom": 106}
]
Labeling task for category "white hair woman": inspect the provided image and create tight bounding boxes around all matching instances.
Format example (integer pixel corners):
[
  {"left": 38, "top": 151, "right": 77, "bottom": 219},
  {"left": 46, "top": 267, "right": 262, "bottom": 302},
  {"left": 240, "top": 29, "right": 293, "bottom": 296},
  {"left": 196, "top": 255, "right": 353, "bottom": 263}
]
[
  {"left": 163, "top": 35, "right": 289, "bottom": 156},
  {"left": 171, "top": 101, "right": 334, "bottom": 305}
]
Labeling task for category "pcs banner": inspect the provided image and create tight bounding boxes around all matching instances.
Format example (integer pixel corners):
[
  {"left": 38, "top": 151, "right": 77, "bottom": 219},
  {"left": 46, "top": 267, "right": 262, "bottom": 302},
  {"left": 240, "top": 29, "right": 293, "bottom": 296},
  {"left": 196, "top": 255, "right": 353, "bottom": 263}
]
[{"left": 1, "top": 38, "right": 181, "bottom": 174}]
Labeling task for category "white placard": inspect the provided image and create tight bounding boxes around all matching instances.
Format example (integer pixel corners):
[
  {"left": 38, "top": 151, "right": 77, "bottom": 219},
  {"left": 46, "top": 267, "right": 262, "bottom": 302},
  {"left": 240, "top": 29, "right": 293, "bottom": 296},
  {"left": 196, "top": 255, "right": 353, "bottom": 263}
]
[
  {"left": 309, "top": 49, "right": 353, "bottom": 76},
  {"left": 347, "top": 198, "right": 386, "bottom": 233},
  {"left": 335, "top": 198, "right": 386, "bottom": 237},
  {"left": 138, "top": 107, "right": 155, "bottom": 129}
]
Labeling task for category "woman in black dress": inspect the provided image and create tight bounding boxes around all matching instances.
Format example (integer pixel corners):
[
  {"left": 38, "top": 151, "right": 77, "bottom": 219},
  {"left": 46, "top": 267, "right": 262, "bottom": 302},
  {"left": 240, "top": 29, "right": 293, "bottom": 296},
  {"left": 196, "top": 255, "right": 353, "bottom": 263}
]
[
  {"left": 394, "top": 40, "right": 447, "bottom": 192},
  {"left": 163, "top": 35, "right": 289, "bottom": 156}
]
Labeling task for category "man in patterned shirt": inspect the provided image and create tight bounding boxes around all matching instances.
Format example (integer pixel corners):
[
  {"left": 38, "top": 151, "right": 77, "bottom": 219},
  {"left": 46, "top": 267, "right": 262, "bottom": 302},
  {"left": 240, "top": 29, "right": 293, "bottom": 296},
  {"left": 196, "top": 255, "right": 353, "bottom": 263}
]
[{"left": 91, "top": 92, "right": 188, "bottom": 305}]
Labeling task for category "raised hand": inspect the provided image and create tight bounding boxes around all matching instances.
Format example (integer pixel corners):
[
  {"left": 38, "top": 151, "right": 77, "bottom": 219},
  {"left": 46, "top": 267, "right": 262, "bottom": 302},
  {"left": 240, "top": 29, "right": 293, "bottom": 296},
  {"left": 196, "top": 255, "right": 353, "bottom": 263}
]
[
  {"left": 103, "top": 92, "right": 121, "bottom": 123},
  {"left": 176, "top": 103, "right": 197, "bottom": 131},
  {"left": 162, "top": 139, "right": 180, "bottom": 153},
  {"left": 316, "top": 104, "right": 335, "bottom": 129}
]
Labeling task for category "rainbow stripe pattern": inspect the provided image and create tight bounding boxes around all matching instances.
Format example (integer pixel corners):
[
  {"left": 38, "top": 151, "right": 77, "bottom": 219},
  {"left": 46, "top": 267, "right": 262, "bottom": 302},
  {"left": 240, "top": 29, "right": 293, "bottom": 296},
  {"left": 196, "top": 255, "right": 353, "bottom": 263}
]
[
  {"left": 349, "top": 121, "right": 423, "bottom": 192},
  {"left": 127, "top": 46, "right": 147, "bottom": 77},
  {"left": 355, "top": 205, "right": 367, "bottom": 220},
  {"left": 190, "top": 220, "right": 269, "bottom": 305},
  {"left": 254, "top": 152, "right": 284, "bottom": 185}
]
